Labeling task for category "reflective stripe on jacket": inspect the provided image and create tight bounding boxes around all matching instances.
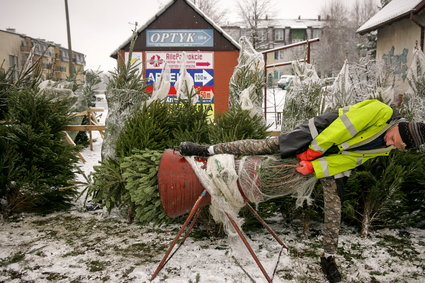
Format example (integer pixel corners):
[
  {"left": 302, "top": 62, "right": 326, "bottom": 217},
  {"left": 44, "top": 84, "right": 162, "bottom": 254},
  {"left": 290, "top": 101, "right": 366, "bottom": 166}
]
[{"left": 310, "top": 99, "right": 396, "bottom": 178}]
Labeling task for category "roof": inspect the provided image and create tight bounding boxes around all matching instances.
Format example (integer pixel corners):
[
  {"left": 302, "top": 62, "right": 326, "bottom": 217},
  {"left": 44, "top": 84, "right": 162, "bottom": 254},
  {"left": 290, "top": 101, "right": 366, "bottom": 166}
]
[
  {"left": 222, "top": 18, "right": 325, "bottom": 29},
  {"left": 0, "top": 29, "right": 86, "bottom": 56},
  {"left": 110, "top": 0, "right": 240, "bottom": 58},
  {"left": 357, "top": 0, "right": 425, "bottom": 34}
]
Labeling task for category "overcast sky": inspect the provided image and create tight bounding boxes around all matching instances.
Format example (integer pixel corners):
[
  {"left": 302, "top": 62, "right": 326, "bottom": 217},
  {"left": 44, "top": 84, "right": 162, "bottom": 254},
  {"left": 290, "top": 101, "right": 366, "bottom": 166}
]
[{"left": 0, "top": 0, "right": 379, "bottom": 72}]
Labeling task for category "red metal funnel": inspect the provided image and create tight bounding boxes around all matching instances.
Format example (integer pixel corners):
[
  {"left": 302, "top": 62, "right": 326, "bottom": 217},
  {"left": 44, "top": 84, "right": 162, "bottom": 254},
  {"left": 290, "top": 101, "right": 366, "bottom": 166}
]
[{"left": 158, "top": 149, "right": 211, "bottom": 218}]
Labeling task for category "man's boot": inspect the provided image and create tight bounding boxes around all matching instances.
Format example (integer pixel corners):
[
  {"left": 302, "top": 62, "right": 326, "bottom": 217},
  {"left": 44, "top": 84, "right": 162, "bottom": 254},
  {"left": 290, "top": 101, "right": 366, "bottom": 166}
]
[
  {"left": 179, "top": 142, "right": 209, "bottom": 157},
  {"left": 320, "top": 255, "right": 342, "bottom": 282}
]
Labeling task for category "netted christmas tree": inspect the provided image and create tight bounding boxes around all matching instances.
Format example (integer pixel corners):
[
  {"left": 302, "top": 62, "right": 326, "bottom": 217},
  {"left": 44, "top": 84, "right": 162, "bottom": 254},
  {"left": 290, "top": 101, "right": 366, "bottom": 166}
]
[
  {"left": 229, "top": 36, "right": 265, "bottom": 119},
  {"left": 101, "top": 29, "right": 149, "bottom": 161},
  {"left": 401, "top": 48, "right": 425, "bottom": 122},
  {"left": 281, "top": 60, "right": 324, "bottom": 132}
]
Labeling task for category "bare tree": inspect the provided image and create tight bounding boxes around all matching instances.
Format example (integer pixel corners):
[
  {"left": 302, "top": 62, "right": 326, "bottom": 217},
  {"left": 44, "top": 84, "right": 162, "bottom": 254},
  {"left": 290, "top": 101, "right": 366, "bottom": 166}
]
[
  {"left": 315, "top": 0, "right": 378, "bottom": 77},
  {"left": 191, "top": 0, "right": 227, "bottom": 25},
  {"left": 352, "top": 0, "right": 379, "bottom": 27},
  {"left": 236, "top": 0, "right": 275, "bottom": 49},
  {"left": 381, "top": 0, "right": 392, "bottom": 7}
]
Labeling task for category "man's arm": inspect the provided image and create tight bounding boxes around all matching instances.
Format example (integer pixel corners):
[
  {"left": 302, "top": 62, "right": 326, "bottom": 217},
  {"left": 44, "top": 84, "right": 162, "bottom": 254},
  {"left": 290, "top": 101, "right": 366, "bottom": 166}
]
[{"left": 310, "top": 100, "right": 393, "bottom": 153}]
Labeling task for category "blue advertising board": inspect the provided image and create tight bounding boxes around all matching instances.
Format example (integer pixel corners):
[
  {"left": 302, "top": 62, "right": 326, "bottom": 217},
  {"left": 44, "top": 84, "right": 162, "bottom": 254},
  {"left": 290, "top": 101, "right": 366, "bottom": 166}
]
[
  {"left": 146, "top": 29, "right": 214, "bottom": 47},
  {"left": 146, "top": 69, "right": 214, "bottom": 86}
]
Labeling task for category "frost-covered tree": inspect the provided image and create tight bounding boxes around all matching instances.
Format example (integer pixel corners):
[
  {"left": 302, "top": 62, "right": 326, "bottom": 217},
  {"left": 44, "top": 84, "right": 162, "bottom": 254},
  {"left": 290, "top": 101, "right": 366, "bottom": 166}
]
[
  {"left": 191, "top": 0, "right": 227, "bottom": 25},
  {"left": 281, "top": 61, "right": 324, "bottom": 132},
  {"left": 401, "top": 48, "right": 425, "bottom": 122},
  {"left": 316, "top": 0, "right": 378, "bottom": 77},
  {"left": 229, "top": 36, "right": 265, "bottom": 118},
  {"left": 381, "top": 0, "right": 392, "bottom": 7},
  {"left": 236, "top": 0, "right": 275, "bottom": 49}
]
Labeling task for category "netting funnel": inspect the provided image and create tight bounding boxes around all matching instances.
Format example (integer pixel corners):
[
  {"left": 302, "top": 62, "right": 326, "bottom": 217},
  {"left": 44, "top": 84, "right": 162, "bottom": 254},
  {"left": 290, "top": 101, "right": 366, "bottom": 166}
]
[{"left": 158, "top": 149, "right": 211, "bottom": 218}]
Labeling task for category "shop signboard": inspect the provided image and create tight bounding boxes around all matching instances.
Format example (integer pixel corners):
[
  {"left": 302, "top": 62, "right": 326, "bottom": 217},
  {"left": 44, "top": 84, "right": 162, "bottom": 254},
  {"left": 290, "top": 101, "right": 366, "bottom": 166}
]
[
  {"left": 146, "top": 29, "right": 213, "bottom": 47},
  {"left": 145, "top": 51, "right": 215, "bottom": 108}
]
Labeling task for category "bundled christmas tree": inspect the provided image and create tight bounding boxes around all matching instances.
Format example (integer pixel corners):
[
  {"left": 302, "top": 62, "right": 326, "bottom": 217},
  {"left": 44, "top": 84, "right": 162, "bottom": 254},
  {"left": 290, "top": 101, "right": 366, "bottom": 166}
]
[
  {"left": 281, "top": 61, "right": 324, "bottom": 132},
  {"left": 229, "top": 36, "right": 265, "bottom": 119},
  {"left": 402, "top": 48, "right": 425, "bottom": 122},
  {"left": 0, "top": 66, "right": 79, "bottom": 217}
]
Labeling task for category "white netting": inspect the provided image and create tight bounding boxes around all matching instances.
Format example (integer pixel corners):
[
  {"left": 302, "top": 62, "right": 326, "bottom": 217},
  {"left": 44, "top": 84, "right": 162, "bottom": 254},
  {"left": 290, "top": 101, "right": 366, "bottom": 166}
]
[
  {"left": 403, "top": 48, "right": 425, "bottom": 122},
  {"left": 327, "top": 59, "right": 354, "bottom": 109},
  {"left": 186, "top": 154, "right": 318, "bottom": 237},
  {"left": 147, "top": 62, "right": 170, "bottom": 105},
  {"left": 237, "top": 155, "right": 318, "bottom": 207},
  {"left": 239, "top": 85, "right": 263, "bottom": 118},
  {"left": 292, "top": 60, "right": 320, "bottom": 85},
  {"left": 281, "top": 61, "right": 324, "bottom": 132},
  {"left": 185, "top": 155, "right": 245, "bottom": 237},
  {"left": 175, "top": 52, "right": 199, "bottom": 104},
  {"left": 228, "top": 36, "right": 264, "bottom": 112}
]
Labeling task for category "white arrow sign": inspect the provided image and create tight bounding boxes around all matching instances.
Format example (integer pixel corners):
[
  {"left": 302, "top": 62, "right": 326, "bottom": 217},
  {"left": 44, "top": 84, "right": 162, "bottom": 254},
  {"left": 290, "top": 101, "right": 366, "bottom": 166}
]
[{"left": 194, "top": 70, "right": 213, "bottom": 86}]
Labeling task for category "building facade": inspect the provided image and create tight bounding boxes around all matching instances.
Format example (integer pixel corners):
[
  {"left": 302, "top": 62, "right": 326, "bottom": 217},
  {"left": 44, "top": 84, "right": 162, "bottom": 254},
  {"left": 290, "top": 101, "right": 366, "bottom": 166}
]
[
  {"left": 221, "top": 18, "right": 325, "bottom": 82},
  {"left": 0, "top": 28, "right": 86, "bottom": 82},
  {"left": 358, "top": 0, "right": 425, "bottom": 95},
  {"left": 111, "top": 0, "right": 240, "bottom": 116}
]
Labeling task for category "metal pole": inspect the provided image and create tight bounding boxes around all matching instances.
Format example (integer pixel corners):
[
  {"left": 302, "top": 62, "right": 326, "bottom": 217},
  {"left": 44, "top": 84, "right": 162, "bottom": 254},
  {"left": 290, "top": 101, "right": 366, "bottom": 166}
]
[
  {"left": 307, "top": 41, "right": 311, "bottom": 64},
  {"left": 150, "top": 190, "right": 208, "bottom": 281},
  {"left": 64, "top": 0, "right": 74, "bottom": 78},
  {"left": 263, "top": 52, "right": 267, "bottom": 119},
  {"left": 244, "top": 202, "right": 288, "bottom": 249},
  {"left": 225, "top": 212, "right": 272, "bottom": 283}
]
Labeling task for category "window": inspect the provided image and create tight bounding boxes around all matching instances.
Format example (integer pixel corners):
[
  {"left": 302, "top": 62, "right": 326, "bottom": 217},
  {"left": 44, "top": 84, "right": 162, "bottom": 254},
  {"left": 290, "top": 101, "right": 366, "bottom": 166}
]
[
  {"left": 9, "top": 55, "right": 18, "bottom": 69},
  {"left": 8, "top": 55, "right": 18, "bottom": 80},
  {"left": 274, "top": 29, "right": 284, "bottom": 41},
  {"left": 312, "top": 29, "right": 321, "bottom": 39},
  {"left": 274, "top": 50, "right": 284, "bottom": 60},
  {"left": 291, "top": 29, "right": 306, "bottom": 43}
]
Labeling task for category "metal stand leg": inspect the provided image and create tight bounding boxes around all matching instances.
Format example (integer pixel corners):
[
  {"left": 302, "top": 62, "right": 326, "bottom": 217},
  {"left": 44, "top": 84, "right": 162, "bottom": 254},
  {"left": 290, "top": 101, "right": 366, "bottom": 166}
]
[
  {"left": 244, "top": 202, "right": 288, "bottom": 249},
  {"left": 151, "top": 190, "right": 289, "bottom": 282},
  {"left": 150, "top": 190, "right": 208, "bottom": 281},
  {"left": 225, "top": 212, "right": 273, "bottom": 283}
]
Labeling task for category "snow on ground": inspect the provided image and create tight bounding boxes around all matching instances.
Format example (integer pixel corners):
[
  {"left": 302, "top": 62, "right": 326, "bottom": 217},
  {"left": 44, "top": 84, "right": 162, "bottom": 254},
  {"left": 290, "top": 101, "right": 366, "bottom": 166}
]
[
  {"left": 1, "top": 91, "right": 425, "bottom": 283},
  {"left": 265, "top": 87, "right": 286, "bottom": 132}
]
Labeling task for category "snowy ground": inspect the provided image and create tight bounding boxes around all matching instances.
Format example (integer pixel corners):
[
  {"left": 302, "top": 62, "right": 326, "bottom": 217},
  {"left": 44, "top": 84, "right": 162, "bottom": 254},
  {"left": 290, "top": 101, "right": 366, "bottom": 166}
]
[
  {"left": 265, "top": 87, "right": 286, "bottom": 132},
  {"left": 1, "top": 91, "right": 425, "bottom": 283}
]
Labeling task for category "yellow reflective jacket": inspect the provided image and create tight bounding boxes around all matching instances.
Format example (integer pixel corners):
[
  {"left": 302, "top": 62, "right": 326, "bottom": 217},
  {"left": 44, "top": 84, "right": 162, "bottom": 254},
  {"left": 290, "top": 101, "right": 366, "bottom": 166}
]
[{"left": 309, "top": 99, "right": 397, "bottom": 179}]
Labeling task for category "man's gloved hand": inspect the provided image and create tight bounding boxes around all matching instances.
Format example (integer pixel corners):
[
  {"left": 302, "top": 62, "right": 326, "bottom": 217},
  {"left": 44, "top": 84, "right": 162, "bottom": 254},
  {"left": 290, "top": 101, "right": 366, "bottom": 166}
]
[
  {"left": 296, "top": 161, "right": 314, "bottom": 175},
  {"left": 296, "top": 148, "right": 323, "bottom": 161}
]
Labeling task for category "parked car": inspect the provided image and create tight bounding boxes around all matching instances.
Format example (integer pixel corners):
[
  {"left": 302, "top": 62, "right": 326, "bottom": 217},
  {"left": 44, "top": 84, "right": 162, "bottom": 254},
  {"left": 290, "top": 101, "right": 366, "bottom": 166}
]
[
  {"left": 277, "top": 75, "right": 295, "bottom": 89},
  {"left": 321, "top": 77, "right": 336, "bottom": 93},
  {"left": 322, "top": 77, "right": 336, "bottom": 86}
]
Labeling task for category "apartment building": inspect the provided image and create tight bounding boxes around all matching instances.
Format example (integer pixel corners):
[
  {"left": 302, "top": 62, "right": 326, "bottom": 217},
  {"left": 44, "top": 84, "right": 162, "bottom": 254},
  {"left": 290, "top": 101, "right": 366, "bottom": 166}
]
[
  {"left": 0, "top": 28, "right": 85, "bottom": 82},
  {"left": 221, "top": 17, "right": 325, "bottom": 82}
]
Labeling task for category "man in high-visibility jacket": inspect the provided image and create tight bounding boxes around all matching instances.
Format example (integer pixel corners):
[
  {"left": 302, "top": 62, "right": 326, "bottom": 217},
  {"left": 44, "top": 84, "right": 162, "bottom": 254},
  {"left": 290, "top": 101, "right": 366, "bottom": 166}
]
[{"left": 180, "top": 99, "right": 425, "bottom": 283}]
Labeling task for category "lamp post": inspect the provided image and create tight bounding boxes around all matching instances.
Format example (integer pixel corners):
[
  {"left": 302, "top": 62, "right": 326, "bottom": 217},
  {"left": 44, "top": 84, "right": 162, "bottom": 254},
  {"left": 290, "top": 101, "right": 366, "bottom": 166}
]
[{"left": 64, "top": 0, "right": 74, "bottom": 79}]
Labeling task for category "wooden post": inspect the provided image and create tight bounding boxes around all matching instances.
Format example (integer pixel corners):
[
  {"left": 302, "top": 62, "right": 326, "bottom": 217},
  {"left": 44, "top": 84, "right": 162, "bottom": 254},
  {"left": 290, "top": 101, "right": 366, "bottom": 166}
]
[
  {"left": 63, "top": 131, "right": 86, "bottom": 163},
  {"left": 88, "top": 110, "right": 93, "bottom": 151}
]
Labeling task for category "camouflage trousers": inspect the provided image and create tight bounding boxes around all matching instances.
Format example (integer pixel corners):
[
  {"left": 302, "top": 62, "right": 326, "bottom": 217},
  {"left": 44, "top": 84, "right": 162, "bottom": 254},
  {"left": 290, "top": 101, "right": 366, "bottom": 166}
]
[
  {"left": 213, "top": 138, "right": 341, "bottom": 254},
  {"left": 214, "top": 136, "right": 280, "bottom": 155},
  {"left": 321, "top": 177, "right": 341, "bottom": 254}
]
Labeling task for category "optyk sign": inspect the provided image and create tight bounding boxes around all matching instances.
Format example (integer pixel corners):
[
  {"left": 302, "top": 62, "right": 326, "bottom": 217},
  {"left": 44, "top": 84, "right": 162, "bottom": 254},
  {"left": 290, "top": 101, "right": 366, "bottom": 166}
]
[{"left": 146, "top": 29, "right": 213, "bottom": 47}]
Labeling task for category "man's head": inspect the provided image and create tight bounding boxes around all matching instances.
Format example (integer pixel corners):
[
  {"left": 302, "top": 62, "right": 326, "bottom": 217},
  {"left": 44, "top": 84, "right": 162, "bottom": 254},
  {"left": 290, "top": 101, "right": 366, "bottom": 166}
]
[{"left": 385, "top": 122, "right": 425, "bottom": 150}]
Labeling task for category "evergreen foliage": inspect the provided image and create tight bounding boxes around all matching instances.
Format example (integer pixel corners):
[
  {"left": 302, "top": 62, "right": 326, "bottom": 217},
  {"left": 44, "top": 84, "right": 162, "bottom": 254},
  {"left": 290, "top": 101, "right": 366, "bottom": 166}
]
[
  {"left": 209, "top": 106, "right": 268, "bottom": 144},
  {"left": 116, "top": 98, "right": 211, "bottom": 158},
  {"left": 342, "top": 151, "right": 423, "bottom": 236},
  {"left": 228, "top": 37, "right": 264, "bottom": 108},
  {"left": 0, "top": 84, "right": 78, "bottom": 216},
  {"left": 120, "top": 150, "right": 171, "bottom": 224},
  {"left": 115, "top": 100, "right": 172, "bottom": 157},
  {"left": 281, "top": 80, "right": 323, "bottom": 132},
  {"left": 87, "top": 158, "right": 127, "bottom": 213}
]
